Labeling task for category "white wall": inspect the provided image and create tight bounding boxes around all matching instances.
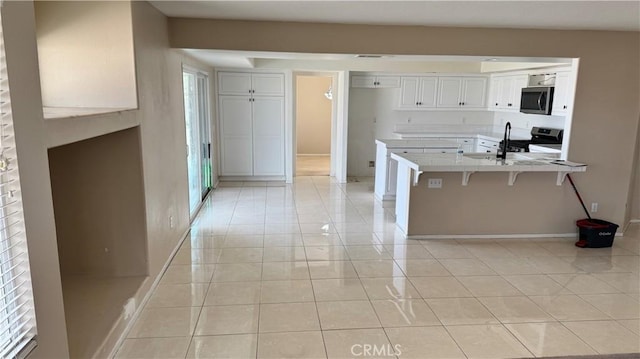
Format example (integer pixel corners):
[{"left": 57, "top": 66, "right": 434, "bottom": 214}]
[
  {"left": 296, "top": 76, "right": 332, "bottom": 154},
  {"left": 493, "top": 111, "right": 566, "bottom": 133},
  {"left": 347, "top": 86, "right": 494, "bottom": 176}
]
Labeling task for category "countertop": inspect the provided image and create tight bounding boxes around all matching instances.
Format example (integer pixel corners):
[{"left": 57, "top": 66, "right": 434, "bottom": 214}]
[
  {"left": 391, "top": 152, "right": 585, "bottom": 173},
  {"left": 393, "top": 125, "right": 531, "bottom": 141},
  {"left": 375, "top": 139, "right": 460, "bottom": 148}
]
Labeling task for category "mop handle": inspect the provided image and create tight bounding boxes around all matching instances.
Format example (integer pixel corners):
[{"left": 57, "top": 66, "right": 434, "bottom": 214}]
[{"left": 567, "top": 174, "right": 591, "bottom": 220}]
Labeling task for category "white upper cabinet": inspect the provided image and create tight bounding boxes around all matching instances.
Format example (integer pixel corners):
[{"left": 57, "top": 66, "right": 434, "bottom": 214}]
[
  {"left": 462, "top": 78, "right": 488, "bottom": 107},
  {"left": 437, "top": 77, "right": 487, "bottom": 108},
  {"left": 352, "top": 75, "right": 401, "bottom": 88},
  {"left": 398, "top": 77, "right": 438, "bottom": 109},
  {"left": 217, "top": 71, "right": 286, "bottom": 177},
  {"left": 218, "top": 72, "right": 284, "bottom": 96},
  {"left": 252, "top": 73, "right": 285, "bottom": 96},
  {"left": 552, "top": 71, "right": 571, "bottom": 116},
  {"left": 489, "top": 75, "right": 528, "bottom": 111},
  {"left": 218, "top": 72, "right": 252, "bottom": 95},
  {"left": 437, "top": 77, "right": 463, "bottom": 107}
]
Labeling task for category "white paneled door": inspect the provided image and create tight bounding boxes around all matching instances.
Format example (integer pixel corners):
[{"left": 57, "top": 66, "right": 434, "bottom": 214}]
[{"left": 252, "top": 97, "right": 285, "bottom": 175}]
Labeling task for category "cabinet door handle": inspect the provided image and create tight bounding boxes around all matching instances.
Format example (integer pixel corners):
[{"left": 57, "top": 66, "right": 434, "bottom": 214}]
[
  {"left": 563, "top": 105, "right": 567, "bottom": 109},
  {"left": 495, "top": 103, "right": 499, "bottom": 106}
]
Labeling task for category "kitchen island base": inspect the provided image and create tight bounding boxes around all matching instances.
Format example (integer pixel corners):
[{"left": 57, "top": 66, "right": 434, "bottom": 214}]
[{"left": 395, "top": 163, "right": 588, "bottom": 238}]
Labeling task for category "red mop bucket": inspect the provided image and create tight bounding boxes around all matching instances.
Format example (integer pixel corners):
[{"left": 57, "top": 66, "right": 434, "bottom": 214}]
[
  {"left": 575, "top": 219, "right": 618, "bottom": 248},
  {"left": 566, "top": 174, "right": 618, "bottom": 248}
]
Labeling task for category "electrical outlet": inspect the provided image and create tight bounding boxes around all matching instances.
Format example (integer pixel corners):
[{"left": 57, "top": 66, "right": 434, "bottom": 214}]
[
  {"left": 123, "top": 298, "right": 136, "bottom": 320},
  {"left": 169, "top": 215, "right": 174, "bottom": 229},
  {"left": 427, "top": 178, "right": 443, "bottom": 188},
  {"left": 368, "top": 161, "right": 375, "bottom": 168},
  {"left": 591, "top": 202, "right": 598, "bottom": 213}
]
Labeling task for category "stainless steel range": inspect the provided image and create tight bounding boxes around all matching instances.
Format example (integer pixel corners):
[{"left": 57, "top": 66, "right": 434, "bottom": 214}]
[{"left": 501, "top": 127, "right": 563, "bottom": 152}]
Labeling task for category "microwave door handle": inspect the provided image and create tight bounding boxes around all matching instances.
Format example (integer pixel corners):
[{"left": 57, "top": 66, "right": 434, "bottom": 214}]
[{"left": 537, "top": 92, "right": 544, "bottom": 110}]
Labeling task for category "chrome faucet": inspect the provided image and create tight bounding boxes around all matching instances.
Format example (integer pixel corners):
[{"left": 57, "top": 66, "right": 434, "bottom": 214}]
[{"left": 497, "top": 121, "right": 511, "bottom": 160}]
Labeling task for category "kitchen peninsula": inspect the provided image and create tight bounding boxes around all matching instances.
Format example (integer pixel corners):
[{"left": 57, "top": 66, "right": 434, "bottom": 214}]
[{"left": 393, "top": 152, "right": 587, "bottom": 238}]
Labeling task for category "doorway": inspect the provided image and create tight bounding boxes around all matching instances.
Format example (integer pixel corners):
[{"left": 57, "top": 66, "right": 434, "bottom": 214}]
[
  {"left": 183, "top": 67, "right": 212, "bottom": 216},
  {"left": 295, "top": 75, "right": 333, "bottom": 176}
]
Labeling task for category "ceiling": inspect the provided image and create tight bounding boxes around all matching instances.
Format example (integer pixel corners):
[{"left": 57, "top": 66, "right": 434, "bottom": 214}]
[
  {"left": 151, "top": 1, "right": 640, "bottom": 31},
  {"left": 154, "top": 1, "right": 637, "bottom": 70}
]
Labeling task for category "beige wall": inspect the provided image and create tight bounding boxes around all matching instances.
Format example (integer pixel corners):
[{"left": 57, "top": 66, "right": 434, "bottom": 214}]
[
  {"left": 4, "top": 1, "right": 217, "bottom": 357},
  {"left": 408, "top": 172, "right": 585, "bottom": 236},
  {"left": 631, "top": 117, "right": 640, "bottom": 220},
  {"left": 35, "top": 1, "right": 137, "bottom": 109},
  {"left": 48, "top": 127, "right": 147, "bottom": 277},
  {"left": 1, "top": 2, "right": 70, "bottom": 357},
  {"left": 296, "top": 76, "right": 332, "bottom": 154},
  {"left": 170, "top": 19, "right": 640, "bottom": 229}
]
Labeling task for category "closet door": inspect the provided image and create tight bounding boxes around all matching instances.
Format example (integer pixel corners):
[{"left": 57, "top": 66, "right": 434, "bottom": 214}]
[
  {"left": 252, "top": 96, "right": 285, "bottom": 176},
  {"left": 219, "top": 95, "right": 253, "bottom": 175}
]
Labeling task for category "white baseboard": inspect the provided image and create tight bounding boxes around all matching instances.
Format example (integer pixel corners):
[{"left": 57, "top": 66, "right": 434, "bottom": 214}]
[
  {"left": 219, "top": 176, "right": 286, "bottom": 181},
  {"left": 107, "top": 224, "right": 191, "bottom": 358},
  {"left": 297, "top": 154, "right": 330, "bottom": 157},
  {"left": 407, "top": 233, "right": 578, "bottom": 240}
]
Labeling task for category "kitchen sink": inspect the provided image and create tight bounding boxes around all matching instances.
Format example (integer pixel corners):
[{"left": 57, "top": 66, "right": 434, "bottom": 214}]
[{"left": 463, "top": 154, "right": 496, "bottom": 160}]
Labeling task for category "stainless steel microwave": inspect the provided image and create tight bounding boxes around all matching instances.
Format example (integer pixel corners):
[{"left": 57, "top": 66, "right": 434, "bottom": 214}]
[{"left": 520, "top": 87, "right": 554, "bottom": 115}]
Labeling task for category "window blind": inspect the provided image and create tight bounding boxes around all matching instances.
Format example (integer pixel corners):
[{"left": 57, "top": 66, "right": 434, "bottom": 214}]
[{"left": 0, "top": 11, "right": 38, "bottom": 359}]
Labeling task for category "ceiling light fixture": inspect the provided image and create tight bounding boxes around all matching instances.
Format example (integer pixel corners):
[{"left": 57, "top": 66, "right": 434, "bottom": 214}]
[{"left": 324, "top": 86, "right": 333, "bottom": 100}]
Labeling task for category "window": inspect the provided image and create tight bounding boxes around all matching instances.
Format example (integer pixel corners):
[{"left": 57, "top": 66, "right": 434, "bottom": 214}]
[{"left": 0, "top": 14, "right": 38, "bottom": 359}]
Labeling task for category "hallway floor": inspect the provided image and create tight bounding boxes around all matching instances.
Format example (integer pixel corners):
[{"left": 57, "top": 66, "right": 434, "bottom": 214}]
[
  {"left": 296, "top": 156, "right": 330, "bottom": 176},
  {"left": 116, "top": 177, "right": 640, "bottom": 358}
]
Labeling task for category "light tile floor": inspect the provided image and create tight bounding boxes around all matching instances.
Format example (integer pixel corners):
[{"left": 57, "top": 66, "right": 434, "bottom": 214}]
[{"left": 116, "top": 176, "right": 640, "bottom": 358}]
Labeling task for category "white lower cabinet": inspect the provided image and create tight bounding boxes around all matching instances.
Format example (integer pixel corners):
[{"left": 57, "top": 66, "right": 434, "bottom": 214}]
[{"left": 219, "top": 95, "right": 285, "bottom": 177}]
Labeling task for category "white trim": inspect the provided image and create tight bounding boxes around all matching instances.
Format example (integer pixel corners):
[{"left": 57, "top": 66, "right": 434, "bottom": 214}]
[
  {"left": 292, "top": 71, "right": 339, "bottom": 181},
  {"left": 284, "top": 70, "right": 294, "bottom": 183},
  {"left": 335, "top": 71, "right": 350, "bottom": 183},
  {"left": 219, "top": 176, "right": 285, "bottom": 182},
  {"left": 296, "top": 154, "right": 331, "bottom": 157},
  {"left": 407, "top": 233, "right": 578, "bottom": 240},
  {"left": 108, "top": 185, "right": 218, "bottom": 358},
  {"left": 630, "top": 219, "right": 640, "bottom": 223},
  {"left": 108, "top": 224, "right": 192, "bottom": 359}
]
